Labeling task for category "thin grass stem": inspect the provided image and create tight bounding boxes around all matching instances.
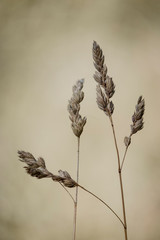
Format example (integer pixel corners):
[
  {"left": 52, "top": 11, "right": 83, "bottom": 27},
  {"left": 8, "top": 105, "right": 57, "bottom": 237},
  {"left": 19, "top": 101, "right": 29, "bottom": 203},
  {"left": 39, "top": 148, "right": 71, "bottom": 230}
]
[
  {"left": 59, "top": 182, "right": 75, "bottom": 204},
  {"left": 109, "top": 115, "right": 128, "bottom": 240},
  {"left": 78, "top": 184, "right": 124, "bottom": 227},
  {"left": 73, "top": 137, "right": 80, "bottom": 240},
  {"left": 121, "top": 146, "right": 129, "bottom": 171}
]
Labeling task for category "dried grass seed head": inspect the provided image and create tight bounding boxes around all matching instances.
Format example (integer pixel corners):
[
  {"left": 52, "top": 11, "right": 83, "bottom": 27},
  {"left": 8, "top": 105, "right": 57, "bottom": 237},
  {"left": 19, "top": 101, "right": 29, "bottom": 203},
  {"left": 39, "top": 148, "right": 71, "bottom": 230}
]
[
  {"left": 131, "top": 96, "right": 145, "bottom": 135},
  {"left": 105, "top": 76, "right": 115, "bottom": 98},
  {"left": 18, "top": 150, "right": 52, "bottom": 179},
  {"left": 93, "top": 41, "right": 105, "bottom": 73},
  {"left": 93, "top": 41, "right": 115, "bottom": 115},
  {"left": 71, "top": 115, "right": 87, "bottom": 137},
  {"left": 96, "top": 85, "right": 108, "bottom": 111},
  {"left": 68, "top": 79, "right": 86, "bottom": 137},
  {"left": 58, "top": 170, "right": 77, "bottom": 188},
  {"left": 18, "top": 151, "right": 77, "bottom": 188},
  {"left": 107, "top": 101, "right": 114, "bottom": 115}
]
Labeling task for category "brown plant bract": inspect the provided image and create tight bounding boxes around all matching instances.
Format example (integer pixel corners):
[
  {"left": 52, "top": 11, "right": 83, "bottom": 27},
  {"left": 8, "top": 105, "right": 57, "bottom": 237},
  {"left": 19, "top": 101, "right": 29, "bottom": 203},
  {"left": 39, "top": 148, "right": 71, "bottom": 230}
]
[
  {"left": 124, "top": 136, "right": 131, "bottom": 147},
  {"left": 68, "top": 79, "right": 87, "bottom": 137},
  {"left": 18, "top": 151, "right": 77, "bottom": 188},
  {"left": 93, "top": 41, "right": 115, "bottom": 116}
]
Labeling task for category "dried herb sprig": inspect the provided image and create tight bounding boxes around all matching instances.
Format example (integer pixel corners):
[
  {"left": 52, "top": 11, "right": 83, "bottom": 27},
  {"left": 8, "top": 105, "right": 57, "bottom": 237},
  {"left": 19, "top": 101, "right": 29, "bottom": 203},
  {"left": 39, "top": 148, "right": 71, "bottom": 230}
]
[
  {"left": 93, "top": 41, "right": 115, "bottom": 116},
  {"left": 121, "top": 96, "right": 145, "bottom": 169}
]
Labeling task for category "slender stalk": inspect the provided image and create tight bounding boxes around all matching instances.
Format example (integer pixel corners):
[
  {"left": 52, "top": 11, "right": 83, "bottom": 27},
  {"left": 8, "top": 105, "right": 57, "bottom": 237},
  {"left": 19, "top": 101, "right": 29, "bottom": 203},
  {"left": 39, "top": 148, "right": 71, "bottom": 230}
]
[
  {"left": 73, "top": 137, "right": 80, "bottom": 240},
  {"left": 59, "top": 182, "right": 75, "bottom": 204},
  {"left": 121, "top": 146, "right": 129, "bottom": 171},
  {"left": 109, "top": 115, "right": 128, "bottom": 240},
  {"left": 78, "top": 184, "right": 124, "bottom": 227},
  {"left": 121, "top": 134, "right": 132, "bottom": 170}
]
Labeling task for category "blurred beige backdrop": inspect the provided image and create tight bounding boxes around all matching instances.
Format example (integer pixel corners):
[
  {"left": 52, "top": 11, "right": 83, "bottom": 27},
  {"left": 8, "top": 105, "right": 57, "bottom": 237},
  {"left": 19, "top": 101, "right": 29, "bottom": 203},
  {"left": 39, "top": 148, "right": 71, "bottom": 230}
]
[{"left": 0, "top": 0, "right": 160, "bottom": 239}]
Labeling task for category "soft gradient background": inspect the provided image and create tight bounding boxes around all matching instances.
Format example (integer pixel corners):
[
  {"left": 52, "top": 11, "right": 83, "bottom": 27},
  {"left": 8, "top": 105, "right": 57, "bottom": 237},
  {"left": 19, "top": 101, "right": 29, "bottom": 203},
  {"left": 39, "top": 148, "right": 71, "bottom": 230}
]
[{"left": 0, "top": 0, "right": 160, "bottom": 239}]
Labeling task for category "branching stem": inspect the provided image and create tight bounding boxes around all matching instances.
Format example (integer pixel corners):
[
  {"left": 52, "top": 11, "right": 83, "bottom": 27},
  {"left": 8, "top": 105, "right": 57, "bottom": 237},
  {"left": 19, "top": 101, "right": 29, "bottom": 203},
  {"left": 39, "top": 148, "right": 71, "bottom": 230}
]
[
  {"left": 121, "top": 134, "right": 132, "bottom": 170},
  {"left": 121, "top": 146, "right": 129, "bottom": 171},
  {"left": 78, "top": 184, "right": 124, "bottom": 227},
  {"left": 59, "top": 180, "right": 124, "bottom": 229},
  {"left": 109, "top": 115, "right": 128, "bottom": 240},
  {"left": 59, "top": 182, "right": 75, "bottom": 204}
]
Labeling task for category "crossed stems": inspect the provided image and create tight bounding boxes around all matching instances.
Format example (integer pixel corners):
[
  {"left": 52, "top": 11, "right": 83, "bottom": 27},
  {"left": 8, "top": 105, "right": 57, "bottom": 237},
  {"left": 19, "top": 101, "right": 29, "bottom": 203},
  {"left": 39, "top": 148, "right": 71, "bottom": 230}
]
[
  {"left": 63, "top": 116, "right": 129, "bottom": 240},
  {"left": 73, "top": 132, "right": 127, "bottom": 240},
  {"left": 59, "top": 179, "right": 125, "bottom": 228}
]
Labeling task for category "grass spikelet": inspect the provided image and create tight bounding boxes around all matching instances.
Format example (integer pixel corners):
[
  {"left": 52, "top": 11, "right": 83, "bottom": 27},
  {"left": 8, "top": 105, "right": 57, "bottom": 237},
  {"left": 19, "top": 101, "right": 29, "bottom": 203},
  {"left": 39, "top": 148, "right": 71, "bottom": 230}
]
[
  {"left": 93, "top": 41, "right": 115, "bottom": 116},
  {"left": 68, "top": 79, "right": 87, "bottom": 137}
]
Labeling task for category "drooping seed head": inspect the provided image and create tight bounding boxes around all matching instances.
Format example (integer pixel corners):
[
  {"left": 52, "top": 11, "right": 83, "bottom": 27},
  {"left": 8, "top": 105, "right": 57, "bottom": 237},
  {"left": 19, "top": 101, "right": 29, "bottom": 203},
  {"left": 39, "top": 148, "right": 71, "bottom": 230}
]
[
  {"left": 18, "top": 151, "right": 77, "bottom": 188},
  {"left": 18, "top": 151, "right": 52, "bottom": 179}
]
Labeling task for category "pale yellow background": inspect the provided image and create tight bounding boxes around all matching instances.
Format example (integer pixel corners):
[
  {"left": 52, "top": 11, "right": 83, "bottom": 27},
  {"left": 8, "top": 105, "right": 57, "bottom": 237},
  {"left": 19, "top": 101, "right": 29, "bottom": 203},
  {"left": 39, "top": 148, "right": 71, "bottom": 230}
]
[{"left": 0, "top": 0, "right": 160, "bottom": 239}]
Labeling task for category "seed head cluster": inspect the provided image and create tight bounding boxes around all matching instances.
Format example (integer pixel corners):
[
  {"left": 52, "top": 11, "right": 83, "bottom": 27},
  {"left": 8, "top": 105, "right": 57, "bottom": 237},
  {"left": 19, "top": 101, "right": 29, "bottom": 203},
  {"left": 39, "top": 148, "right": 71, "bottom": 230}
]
[
  {"left": 131, "top": 96, "right": 145, "bottom": 135},
  {"left": 92, "top": 41, "right": 115, "bottom": 116},
  {"left": 124, "top": 96, "right": 145, "bottom": 147},
  {"left": 68, "top": 79, "right": 87, "bottom": 137},
  {"left": 17, "top": 41, "right": 146, "bottom": 240},
  {"left": 18, "top": 151, "right": 77, "bottom": 188}
]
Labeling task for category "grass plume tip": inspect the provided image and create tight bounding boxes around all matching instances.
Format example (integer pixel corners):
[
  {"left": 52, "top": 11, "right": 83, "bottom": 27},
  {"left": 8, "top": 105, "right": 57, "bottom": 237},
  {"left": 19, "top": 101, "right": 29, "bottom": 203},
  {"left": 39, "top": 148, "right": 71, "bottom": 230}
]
[
  {"left": 131, "top": 96, "right": 145, "bottom": 135},
  {"left": 68, "top": 79, "right": 87, "bottom": 137},
  {"left": 93, "top": 41, "right": 115, "bottom": 116}
]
